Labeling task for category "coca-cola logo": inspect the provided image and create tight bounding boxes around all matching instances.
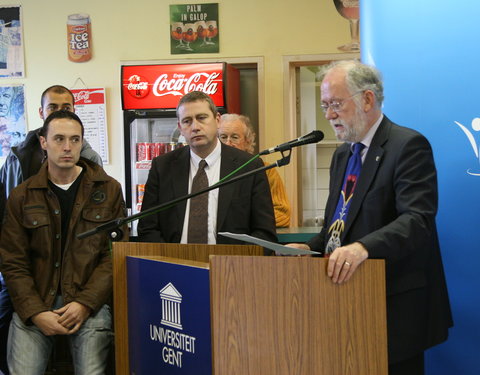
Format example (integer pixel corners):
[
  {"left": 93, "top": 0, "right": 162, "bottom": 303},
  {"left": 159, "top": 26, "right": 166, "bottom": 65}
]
[
  {"left": 122, "top": 64, "right": 226, "bottom": 109},
  {"left": 126, "top": 75, "right": 150, "bottom": 98},
  {"left": 73, "top": 90, "right": 90, "bottom": 102},
  {"left": 152, "top": 72, "right": 220, "bottom": 97}
]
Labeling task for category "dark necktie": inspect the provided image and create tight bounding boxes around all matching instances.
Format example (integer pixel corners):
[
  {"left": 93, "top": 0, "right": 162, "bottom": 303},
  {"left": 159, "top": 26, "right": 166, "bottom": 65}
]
[
  {"left": 325, "top": 143, "right": 365, "bottom": 254},
  {"left": 187, "top": 159, "right": 209, "bottom": 243}
]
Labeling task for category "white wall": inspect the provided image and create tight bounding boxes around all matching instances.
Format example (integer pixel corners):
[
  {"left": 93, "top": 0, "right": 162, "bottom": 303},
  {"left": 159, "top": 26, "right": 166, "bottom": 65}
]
[{"left": 0, "top": 0, "right": 350, "bottom": 189}]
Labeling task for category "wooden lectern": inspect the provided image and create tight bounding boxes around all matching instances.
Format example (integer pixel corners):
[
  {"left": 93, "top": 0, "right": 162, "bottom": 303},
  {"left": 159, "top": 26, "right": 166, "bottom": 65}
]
[{"left": 113, "top": 242, "right": 388, "bottom": 375}]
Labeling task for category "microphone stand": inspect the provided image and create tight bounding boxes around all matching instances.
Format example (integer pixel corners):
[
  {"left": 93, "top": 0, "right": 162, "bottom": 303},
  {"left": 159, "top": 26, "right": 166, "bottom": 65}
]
[{"left": 77, "top": 149, "right": 292, "bottom": 241}]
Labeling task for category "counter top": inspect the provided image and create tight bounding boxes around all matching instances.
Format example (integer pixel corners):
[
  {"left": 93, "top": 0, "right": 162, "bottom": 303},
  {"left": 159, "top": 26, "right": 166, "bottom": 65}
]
[{"left": 276, "top": 227, "right": 319, "bottom": 243}]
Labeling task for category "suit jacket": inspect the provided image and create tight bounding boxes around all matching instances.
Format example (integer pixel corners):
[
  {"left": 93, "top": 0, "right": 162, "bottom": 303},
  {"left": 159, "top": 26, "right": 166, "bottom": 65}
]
[
  {"left": 138, "top": 142, "right": 277, "bottom": 245},
  {"left": 307, "top": 116, "right": 453, "bottom": 364}
]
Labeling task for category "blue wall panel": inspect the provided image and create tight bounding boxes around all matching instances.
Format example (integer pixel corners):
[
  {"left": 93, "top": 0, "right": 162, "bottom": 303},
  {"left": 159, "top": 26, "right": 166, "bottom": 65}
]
[{"left": 362, "top": 1, "right": 480, "bottom": 374}]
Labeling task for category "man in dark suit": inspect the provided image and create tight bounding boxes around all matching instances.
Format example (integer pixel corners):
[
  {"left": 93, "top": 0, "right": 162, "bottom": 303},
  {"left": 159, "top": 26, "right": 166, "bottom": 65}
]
[
  {"left": 138, "top": 91, "right": 276, "bottom": 245},
  {"left": 289, "top": 61, "right": 452, "bottom": 375}
]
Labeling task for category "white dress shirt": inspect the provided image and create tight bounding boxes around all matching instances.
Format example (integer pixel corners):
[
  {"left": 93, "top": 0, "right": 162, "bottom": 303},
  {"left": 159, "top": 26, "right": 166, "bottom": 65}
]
[
  {"left": 180, "top": 141, "right": 221, "bottom": 244},
  {"left": 352, "top": 113, "right": 384, "bottom": 163}
]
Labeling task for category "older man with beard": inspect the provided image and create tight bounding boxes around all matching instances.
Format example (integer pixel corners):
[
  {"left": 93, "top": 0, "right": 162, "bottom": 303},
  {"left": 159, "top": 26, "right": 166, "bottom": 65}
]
[{"left": 288, "top": 60, "right": 452, "bottom": 375}]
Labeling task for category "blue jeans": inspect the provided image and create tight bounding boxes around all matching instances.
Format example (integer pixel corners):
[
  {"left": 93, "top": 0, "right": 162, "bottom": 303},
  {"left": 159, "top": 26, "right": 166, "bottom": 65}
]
[
  {"left": 7, "top": 297, "right": 112, "bottom": 375},
  {"left": 0, "top": 274, "right": 12, "bottom": 375}
]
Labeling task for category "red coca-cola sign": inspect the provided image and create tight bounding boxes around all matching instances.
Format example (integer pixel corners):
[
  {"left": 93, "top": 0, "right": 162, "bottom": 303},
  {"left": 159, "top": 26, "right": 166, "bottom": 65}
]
[
  {"left": 71, "top": 88, "right": 105, "bottom": 105},
  {"left": 126, "top": 74, "right": 150, "bottom": 98},
  {"left": 121, "top": 63, "right": 226, "bottom": 110}
]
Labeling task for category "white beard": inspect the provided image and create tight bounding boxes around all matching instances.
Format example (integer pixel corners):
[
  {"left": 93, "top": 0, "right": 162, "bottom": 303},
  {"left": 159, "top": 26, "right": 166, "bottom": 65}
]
[{"left": 332, "top": 105, "right": 369, "bottom": 143}]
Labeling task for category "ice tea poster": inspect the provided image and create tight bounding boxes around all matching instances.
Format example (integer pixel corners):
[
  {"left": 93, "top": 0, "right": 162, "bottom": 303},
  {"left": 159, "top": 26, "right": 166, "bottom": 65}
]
[
  {"left": 0, "top": 6, "right": 24, "bottom": 78},
  {"left": 170, "top": 3, "right": 219, "bottom": 54}
]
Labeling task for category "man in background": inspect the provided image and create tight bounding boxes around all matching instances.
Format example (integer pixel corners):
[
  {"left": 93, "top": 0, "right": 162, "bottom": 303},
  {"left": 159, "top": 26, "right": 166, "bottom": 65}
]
[
  {"left": 0, "top": 85, "right": 102, "bottom": 196},
  {"left": 138, "top": 91, "right": 276, "bottom": 245},
  {"left": 0, "top": 110, "right": 125, "bottom": 374},
  {"left": 288, "top": 60, "right": 452, "bottom": 375},
  {"left": 219, "top": 113, "right": 291, "bottom": 227},
  {"left": 0, "top": 85, "right": 102, "bottom": 375}
]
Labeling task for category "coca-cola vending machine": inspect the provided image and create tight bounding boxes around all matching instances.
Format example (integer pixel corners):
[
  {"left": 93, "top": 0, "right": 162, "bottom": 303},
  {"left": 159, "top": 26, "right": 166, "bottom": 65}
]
[{"left": 121, "top": 62, "right": 240, "bottom": 235}]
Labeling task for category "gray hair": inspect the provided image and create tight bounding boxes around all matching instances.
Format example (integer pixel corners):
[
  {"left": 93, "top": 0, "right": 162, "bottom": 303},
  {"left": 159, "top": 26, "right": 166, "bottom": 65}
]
[
  {"left": 219, "top": 113, "right": 256, "bottom": 154},
  {"left": 318, "top": 60, "right": 384, "bottom": 108}
]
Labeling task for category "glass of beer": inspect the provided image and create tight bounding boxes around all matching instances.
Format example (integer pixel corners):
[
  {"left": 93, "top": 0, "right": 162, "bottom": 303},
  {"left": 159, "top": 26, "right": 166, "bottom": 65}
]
[
  {"left": 171, "top": 22, "right": 186, "bottom": 49},
  {"left": 333, "top": 0, "right": 360, "bottom": 52},
  {"left": 206, "top": 20, "right": 218, "bottom": 45},
  {"left": 182, "top": 23, "right": 197, "bottom": 51},
  {"left": 195, "top": 21, "right": 208, "bottom": 46}
]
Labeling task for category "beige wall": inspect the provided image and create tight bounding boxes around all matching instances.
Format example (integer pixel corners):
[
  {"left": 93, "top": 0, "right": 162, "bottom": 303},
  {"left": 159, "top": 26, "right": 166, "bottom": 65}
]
[{"left": 0, "top": 0, "right": 350, "bottom": 186}]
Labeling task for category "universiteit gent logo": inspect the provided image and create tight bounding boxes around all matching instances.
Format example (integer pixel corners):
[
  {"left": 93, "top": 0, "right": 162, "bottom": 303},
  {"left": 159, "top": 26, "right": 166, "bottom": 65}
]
[
  {"left": 152, "top": 282, "right": 197, "bottom": 369},
  {"left": 160, "top": 282, "right": 183, "bottom": 330},
  {"left": 454, "top": 118, "right": 480, "bottom": 176}
]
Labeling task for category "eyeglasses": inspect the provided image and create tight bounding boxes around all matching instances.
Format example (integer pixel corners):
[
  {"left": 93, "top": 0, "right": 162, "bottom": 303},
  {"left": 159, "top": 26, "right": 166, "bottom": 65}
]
[{"left": 320, "top": 91, "right": 364, "bottom": 113}]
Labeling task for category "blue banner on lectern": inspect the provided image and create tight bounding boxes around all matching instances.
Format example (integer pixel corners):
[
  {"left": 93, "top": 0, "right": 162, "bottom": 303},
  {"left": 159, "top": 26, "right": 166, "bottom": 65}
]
[
  {"left": 362, "top": 1, "right": 480, "bottom": 374},
  {"left": 127, "top": 257, "right": 212, "bottom": 374}
]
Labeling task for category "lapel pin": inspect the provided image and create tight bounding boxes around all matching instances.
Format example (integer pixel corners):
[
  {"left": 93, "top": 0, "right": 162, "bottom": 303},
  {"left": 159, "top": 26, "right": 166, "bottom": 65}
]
[{"left": 376, "top": 156, "right": 380, "bottom": 162}]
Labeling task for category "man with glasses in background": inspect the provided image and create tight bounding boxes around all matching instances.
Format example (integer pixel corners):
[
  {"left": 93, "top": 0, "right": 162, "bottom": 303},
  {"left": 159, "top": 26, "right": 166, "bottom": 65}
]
[
  {"left": 218, "top": 113, "right": 291, "bottom": 227},
  {"left": 287, "top": 60, "right": 452, "bottom": 375}
]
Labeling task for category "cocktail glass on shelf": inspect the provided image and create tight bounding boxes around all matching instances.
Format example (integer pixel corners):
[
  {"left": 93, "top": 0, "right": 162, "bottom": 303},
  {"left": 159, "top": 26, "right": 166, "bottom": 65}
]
[{"left": 333, "top": 0, "right": 360, "bottom": 52}]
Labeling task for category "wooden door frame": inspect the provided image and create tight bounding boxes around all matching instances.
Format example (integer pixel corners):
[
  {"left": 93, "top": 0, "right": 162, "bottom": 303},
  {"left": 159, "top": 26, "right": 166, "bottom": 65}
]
[{"left": 282, "top": 53, "right": 359, "bottom": 226}]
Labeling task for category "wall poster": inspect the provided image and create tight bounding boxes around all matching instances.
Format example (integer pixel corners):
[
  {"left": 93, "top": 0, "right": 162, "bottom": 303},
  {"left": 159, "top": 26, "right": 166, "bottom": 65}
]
[
  {"left": 0, "top": 84, "right": 26, "bottom": 163},
  {"left": 71, "top": 88, "right": 109, "bottom": 164},
  {"left": 170, "top": 3, "right": 219, "bottom": 54},
  {"left": 0, "top": 5, "right": 24, "bottom": 78}
]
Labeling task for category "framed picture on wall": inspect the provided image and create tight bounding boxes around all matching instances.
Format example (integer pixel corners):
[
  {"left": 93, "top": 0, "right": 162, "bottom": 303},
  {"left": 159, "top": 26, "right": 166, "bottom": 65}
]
[
  {"left": 0, "top": 5, "right": 24, "bottom": 78},
  {"left": 170, "top": 3, "right": 219, "bottom": 55},
  {"left": 0, "top": 84, "right": 26, "bottom": 164}
]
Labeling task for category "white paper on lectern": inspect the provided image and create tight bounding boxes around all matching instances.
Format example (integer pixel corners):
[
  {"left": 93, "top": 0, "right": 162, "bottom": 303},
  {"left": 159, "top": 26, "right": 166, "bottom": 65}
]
[{"left": 218, "top": 232, "right": 320, "bottom": 256}]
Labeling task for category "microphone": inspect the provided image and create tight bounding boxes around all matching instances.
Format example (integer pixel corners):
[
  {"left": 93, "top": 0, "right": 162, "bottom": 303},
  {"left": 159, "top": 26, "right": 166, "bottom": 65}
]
[{"left": 259, "top": 130, "right": 324, "bottom": 155}]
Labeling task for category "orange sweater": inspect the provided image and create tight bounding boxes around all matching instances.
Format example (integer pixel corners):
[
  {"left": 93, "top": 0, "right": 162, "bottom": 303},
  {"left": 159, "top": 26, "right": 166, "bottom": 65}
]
[{"left": 265, "top": 166, "right": 291, "bottom": 227}]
